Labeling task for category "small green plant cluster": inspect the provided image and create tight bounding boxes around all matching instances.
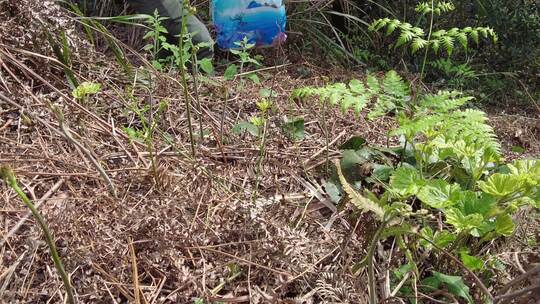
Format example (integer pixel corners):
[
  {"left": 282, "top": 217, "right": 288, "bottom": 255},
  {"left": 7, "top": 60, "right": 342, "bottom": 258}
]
[
  {"left": 292, "top": 70, "right": 411, "bottom": 120},
  {"left": 368, "top": 0, "right": 498, "bottom": 81},
  {"left": 370, "top": 2, "right": 497, "bottom": 56},
  {"left": 142, "top": 9, "right": 169, "bottom": 68},
  {"left": 72, "top": 81, "right": 101, "bottom": 103},
  {"left": 123, "top": 89, "right": 168, "bottom": 185},
  {"left": 429, "top": 58, "right": 478, "bottom": 88},
  {"left": 223, "top": 36, "right": 264, "bottom": 84},
  {"left": 142, "top": 8, "right": 214, "bottom": 74},
  {"left": 293, "top": 71, "right": 539, "bottom": 303}
]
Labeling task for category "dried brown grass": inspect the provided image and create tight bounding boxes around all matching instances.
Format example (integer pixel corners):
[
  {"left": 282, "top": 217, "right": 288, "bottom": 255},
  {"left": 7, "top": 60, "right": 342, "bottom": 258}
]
[{"left": 0, "top": 1, "right": 538, "bottom": 303}]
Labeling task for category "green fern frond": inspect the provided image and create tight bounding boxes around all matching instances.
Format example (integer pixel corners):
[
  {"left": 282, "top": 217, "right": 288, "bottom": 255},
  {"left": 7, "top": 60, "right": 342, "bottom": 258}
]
[
  {"left": 416, "top": 1, "right": 455, "bottom": 15},
  {"left": 456, "top": 32, "right": 468, "bottom": 49},
  {"left": 392, "top": 114, "right": 441, "bottom": 139},
  {"left": 336, "top": 160, "right": 385, "bottom": 221},
  {"left": 411, "top": 37, "right": 429, "bottom": 53},
  {"left": 366, "top": 74, "right": 381, "bottom": 93},
  {"left": 371, "top": 3, "right": 496, "bottom": 57},
  {"left": 291, "top": 71, "right": 410, "bottom": 119},
  {"left": 445, "top": 109, "right": 501, "bottom": 153},
  {"left": 382, "top": 71, "right": 410, "bottom": 99},
  {"left": 440, "top": 35, "right": 455, "bottom": 55},
  {"left": 418, "top": 91, "right": 473, "bottom": 112},
  {"left": 396, "top": 28, "right": 417, "bottom": 48},
  {"left": 386, "top": 19, "right": 402, "bottom": 35}
]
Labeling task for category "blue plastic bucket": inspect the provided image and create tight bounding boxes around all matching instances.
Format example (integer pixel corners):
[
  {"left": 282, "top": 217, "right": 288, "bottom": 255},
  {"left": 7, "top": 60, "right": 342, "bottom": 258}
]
[{"left": 212, "top": 0, "right": 286, "bottom": 49}]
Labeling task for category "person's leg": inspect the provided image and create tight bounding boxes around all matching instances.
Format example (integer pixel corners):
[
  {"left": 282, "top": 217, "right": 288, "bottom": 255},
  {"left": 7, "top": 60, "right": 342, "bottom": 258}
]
[{"left": 127, "top": 0, "right": 214, "bottom": 58}]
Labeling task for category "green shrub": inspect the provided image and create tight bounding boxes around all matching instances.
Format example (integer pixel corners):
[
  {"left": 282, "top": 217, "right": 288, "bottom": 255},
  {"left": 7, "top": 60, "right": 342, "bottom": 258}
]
[{"left": 293, "top": 71, "right": 539, "bottom": 303}]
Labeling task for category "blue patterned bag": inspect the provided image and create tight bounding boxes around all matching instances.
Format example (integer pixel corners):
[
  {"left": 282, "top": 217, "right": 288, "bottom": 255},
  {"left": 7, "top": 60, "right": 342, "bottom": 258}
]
[{"left": 212, "top": 0, "right": 286, "bottom": 49}]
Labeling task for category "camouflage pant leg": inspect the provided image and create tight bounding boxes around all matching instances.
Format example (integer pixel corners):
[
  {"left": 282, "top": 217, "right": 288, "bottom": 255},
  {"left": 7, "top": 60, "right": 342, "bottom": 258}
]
[{"left": 127, "top": 0, "right": 214, "bottom": 58}]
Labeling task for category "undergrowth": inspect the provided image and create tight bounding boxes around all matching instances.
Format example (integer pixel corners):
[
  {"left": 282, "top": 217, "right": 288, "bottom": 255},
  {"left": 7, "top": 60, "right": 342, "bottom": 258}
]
[{"left": 293, "top": 70, "right": 539, "bottom": 303}]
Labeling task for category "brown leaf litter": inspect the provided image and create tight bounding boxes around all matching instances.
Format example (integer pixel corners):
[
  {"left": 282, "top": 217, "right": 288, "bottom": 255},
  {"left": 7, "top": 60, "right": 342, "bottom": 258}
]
[{"left": 0, "top": 1, "right": 538, "bottom": 303}]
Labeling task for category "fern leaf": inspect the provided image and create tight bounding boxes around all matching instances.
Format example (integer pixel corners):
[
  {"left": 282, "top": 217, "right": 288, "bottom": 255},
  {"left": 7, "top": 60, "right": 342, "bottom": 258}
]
[
  {"left": 415, "top": 2, "right": 431, "bottom": 15},
  {"left": 386, "top": 19, "right": 401, "bottom": 35},
  {"left": 368, "top": 96, "right": 397, "bottom": 120},
  {"left": 431, "top": 29, "right": 446, "bottom": 39},
  {"left": 441, "top": 35, "right": 455, "bottom": 55},
  {"left": 411, "top": 37, "right": 428, "bottom": 53},
  {"left": 366, "top": 74, "right": 381, "bottom": 94},
  {"left": 336, "top": 160, "right": 384, "bottom": 220},
  {"left": 456, "top": 32, "right": 468, "bottom": 50},
  {"left": 469, "top": 29, "right": 479, "bottom": 45},
  {"left": 396, "top": 29, "right": 415, "bottom": 48},
  {"left": 383, "top": 70, "right": 410, "bottom": 98},
  {"left": 419, "top": 91, "right": 473, "bottom": 112},
  {"left": 369, "top": 18, "right": 390, "bottom": 32},
  {"left": 430, "top": 39, "right": 441, "bottom": 54}
]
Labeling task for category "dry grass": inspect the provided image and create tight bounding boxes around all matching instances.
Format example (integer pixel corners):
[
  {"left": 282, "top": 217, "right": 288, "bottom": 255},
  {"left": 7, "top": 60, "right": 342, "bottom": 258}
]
[{"left": 0, "top": 1, "right": 538, "bottom": 303}]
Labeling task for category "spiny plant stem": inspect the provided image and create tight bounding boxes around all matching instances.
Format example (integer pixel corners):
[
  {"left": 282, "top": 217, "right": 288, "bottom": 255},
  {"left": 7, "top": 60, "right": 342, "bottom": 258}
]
[
  {"left": 220, "top": 86, "right": 229, "bottom": 145},
  {"left": 367, "top": 217, "right": 390, "bottom": 304},
  {"left": 191, "top": 50, "right": 204, "bottom": 141},
  {"left": 52, "top": 106, "right": 117, "bottom": 198},
  {"left": 251, "top": 116, "right": 268, "bottom": 203},
  {"left": 178, "top": 12, "right": 196, "bottom": 156},
  {"left": 1, "top": 167, "right": 76, "bottom": 304},
  {"left": 138, "top": 81, "right": 159, "bottom": 187},
  {"left": 419, "top": 0, "right": 435, "bottom": 82},
  {"left": 322, "top": 100, "right": 330, "bottom": 177}
]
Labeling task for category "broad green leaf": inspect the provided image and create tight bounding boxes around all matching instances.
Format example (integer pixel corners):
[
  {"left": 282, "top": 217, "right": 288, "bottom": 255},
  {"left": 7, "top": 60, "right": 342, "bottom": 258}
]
[
  {"left": 478, "top": 173, "right": 522, "bottom": 197},
  {"left": 339, "top": 136, "right": 367, "bottom": 151},
  {"left": 508, "top": 159, "right": 540, "bottom": 186},
  {"left": 421, "top": 275, "right": 441, "bottom": 292},
  {"left": 246, "top": 73, "right": 260, "bottom": 84},
  {"left": 223, "top": 64, "right": 238, "bottom": 80},
  {"left": 432, "top": 272, "right": 473, "bottom": 303},
  {"left": 372, "top": 164, "right": 393, "bottom": 182},
  {"left": 389, "top": 166, "right": 424, "bottom": 196},
  {"left": 434, "top": 231, "right": 456, "bottom": 248},
  {"left": 445, "top": 208, "right": 483, "bottom": 233},
  {"left": 394, "top": 263, "right": 415, "bottom": 280},
  {"left": 281, "top": 117, "right": 305, "bottom": 141},
  {"left": 72, "top": 81, "right": 101, "bottom": 99},
  {"left": 420, "top": 227, "right": 456, "bottom": 249},
  {"left": 198, "top": 57, "right": 214, "bottom": 74},
  {"left": 478, "top": 221, "right": 497, "bottom": 240},
  {"left": 459, "top": 251, "right": 484, "bottom": 271},
  {"left": 457, "top": 191, "right": 497, "bottom": 216},
  {"left": 232, "top": 121, "right": 259, "bottom": 137},
  {"left": 324, "top": 181, "right": 342, "bottom": 203},
  {"left": 417, "top": 179, "right": 461, "bottom": 209},
  {"left": 340, "top": 150, "right": 367, "bottom": 181},
  {"left": 495, "top": 214, "right": 515, "bottom": 236}
]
